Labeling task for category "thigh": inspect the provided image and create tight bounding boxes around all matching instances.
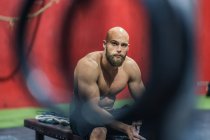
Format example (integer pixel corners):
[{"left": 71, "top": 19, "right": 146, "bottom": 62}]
[
  {"left": 71, "top": 114, "right": 96, "bottom": 140},
  {"left": 90, "top": 127, "right": 107, "bottom": 140}
]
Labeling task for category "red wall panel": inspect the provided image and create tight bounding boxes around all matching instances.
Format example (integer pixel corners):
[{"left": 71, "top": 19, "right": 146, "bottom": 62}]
[
  {"left": 197, "top": 0, "right": 210, "bottom": 94},
  {"left": 3, "top": 0, "right": 209, "bottom": 109}
]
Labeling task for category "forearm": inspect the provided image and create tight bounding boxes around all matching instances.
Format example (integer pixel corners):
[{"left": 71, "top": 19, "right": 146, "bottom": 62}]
[
  {"left": 108, "top": 119, "right": 129, "bottom": 133},
  {"left": 95, "top": 107, "right": 129, "bottom": 133}
]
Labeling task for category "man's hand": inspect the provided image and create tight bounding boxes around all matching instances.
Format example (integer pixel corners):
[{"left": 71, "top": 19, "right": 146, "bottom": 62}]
[
  {"left": 126, "top": 125, "right": 141, "bottom": 140},
  {"left": 125, "top": 121, "right": 147, "bottom": 140}
]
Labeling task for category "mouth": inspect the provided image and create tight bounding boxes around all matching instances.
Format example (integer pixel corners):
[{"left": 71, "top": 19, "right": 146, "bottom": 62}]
[{"left": 114, "top": 54, "right": 123, "bottom": 58}]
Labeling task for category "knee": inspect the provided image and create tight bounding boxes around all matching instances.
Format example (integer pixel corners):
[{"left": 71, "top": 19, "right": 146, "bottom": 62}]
[{"left": 92, "top": 127, "right": 107, "bottom": 138}]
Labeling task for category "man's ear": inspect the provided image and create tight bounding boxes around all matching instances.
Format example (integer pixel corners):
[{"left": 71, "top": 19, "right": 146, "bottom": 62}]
[
  {"left": 103, "top": 40, "right": 106, "bottom": 48},
  {"left": 127, "top": 44, "right": 130, "bottom": 51}
]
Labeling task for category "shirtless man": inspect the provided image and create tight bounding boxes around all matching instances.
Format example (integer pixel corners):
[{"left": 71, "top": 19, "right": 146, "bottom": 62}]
[{"left": 70, "top": 27, "right": 145, "bottom": 140}]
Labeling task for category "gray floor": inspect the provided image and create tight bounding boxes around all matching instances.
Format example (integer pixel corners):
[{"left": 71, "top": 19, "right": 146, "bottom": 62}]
[
  {"left": 189, "top": 110, "right": 210, "bottom": 140},
  {"left": 0, "top": 127, "right": 56, "bottom": 140},
  {"left": 0, "top": 110, "right": 210, "bottom": 140}
]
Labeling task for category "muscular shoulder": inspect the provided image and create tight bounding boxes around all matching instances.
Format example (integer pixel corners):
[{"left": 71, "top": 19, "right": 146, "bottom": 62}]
[
  {"left": 74, "top": 52, "right": 102, "bottom": 81},
  {"left": 123, "top": 56, "right": 141, "bottom": 78}
]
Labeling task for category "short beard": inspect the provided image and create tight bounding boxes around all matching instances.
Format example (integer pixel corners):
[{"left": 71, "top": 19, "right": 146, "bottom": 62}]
[{"left": 106, "top": 50, "right": 126, "bottom": 67}]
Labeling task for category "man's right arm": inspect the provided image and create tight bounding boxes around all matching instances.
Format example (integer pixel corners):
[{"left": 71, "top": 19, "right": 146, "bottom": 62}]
[{"left": 75, "top": 59, "right": 113, "bottom": 124}]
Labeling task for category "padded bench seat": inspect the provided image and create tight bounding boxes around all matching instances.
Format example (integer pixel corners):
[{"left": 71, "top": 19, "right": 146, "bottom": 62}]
[{"left": 24, "top": 119, "right": 82, "bottom": 140}]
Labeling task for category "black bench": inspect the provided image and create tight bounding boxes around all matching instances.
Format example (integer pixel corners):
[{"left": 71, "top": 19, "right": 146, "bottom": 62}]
[{"left": 24, "top": 119, "right": 82, "bottom": 140}]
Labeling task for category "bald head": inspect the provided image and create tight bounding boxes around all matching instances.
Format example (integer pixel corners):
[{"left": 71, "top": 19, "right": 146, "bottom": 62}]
[
  {"left": 105, "top": 27, "right": 129, "bottom": 43},
  {"left": 103, "top": 27, "right": 129, "bottom": 67}
]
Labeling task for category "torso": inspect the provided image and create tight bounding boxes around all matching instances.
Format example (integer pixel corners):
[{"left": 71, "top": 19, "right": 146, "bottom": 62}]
[
  {"left": 97, "top": 66, "right": 129, "bottom": 110},
  {"left": 74, "top": 51, "right": 131, "bottom": 111}
]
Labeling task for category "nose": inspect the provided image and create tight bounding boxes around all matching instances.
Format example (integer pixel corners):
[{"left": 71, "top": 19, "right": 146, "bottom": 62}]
[{"left": 116, "top": 45, "right": 122, "bottom": 53}]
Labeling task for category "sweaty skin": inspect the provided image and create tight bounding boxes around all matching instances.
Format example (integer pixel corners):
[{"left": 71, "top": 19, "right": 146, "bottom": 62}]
[{"left": 73, "top": 27, "right": 145, "bottom": 140}]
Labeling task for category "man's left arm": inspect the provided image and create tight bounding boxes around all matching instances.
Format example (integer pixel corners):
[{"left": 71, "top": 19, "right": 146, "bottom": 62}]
[{"left": 127, "top": 61, "right": 145, "bottom": 101}]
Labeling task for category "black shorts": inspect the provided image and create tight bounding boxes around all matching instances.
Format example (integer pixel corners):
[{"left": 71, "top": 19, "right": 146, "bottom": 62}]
[{"left": 70, "top": 105, "right": 134, "bottom": 140}]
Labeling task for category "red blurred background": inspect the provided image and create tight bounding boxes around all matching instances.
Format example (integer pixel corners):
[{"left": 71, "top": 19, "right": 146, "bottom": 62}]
[{"left": 0, "top": 0, "right": 209, "bottom": 110}]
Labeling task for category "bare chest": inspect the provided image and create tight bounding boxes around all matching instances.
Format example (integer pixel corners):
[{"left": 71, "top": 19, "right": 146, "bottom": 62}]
[{"left": 98, "top": 70, "right": 128, "bottom": 96}]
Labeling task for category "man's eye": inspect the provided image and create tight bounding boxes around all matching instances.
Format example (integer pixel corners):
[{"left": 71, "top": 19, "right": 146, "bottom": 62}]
[
  {"left": 121, "top": 44, "right": 128, "bottom": 47},
  {"left": 111, "top": 42, "right": 118, "bottom": 46}
]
